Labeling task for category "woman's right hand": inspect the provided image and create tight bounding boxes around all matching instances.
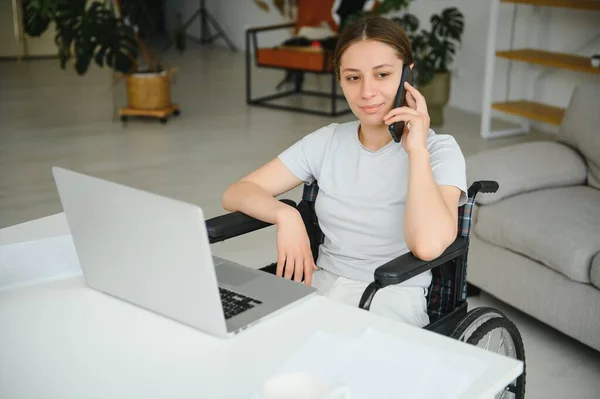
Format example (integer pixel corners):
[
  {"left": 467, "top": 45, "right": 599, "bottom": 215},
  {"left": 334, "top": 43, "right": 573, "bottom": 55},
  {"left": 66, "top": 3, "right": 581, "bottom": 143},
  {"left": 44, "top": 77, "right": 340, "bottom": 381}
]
[{"left": 275, "top": 207, "right": 317, "bottom": 286}]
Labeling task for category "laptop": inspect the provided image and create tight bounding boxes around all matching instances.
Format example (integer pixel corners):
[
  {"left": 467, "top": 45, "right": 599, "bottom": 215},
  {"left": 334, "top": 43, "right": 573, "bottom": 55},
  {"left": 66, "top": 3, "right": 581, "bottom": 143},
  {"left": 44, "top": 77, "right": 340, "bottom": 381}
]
[{"left": 52, "top": 167, "right": 316, "bottom": 338}]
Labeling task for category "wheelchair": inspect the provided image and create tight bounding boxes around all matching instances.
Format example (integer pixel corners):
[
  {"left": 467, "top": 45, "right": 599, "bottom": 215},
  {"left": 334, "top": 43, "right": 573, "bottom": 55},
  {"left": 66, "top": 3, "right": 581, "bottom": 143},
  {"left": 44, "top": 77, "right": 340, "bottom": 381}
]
[{"left": 206, "top": 180, "right": 526, "bottom": 399}]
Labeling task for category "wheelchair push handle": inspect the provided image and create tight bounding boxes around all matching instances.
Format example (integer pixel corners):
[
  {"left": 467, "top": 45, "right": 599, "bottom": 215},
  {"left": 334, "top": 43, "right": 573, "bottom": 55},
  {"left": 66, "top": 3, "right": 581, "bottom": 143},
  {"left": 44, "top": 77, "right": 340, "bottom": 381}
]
[{"left": 468, "top": 180, "right": 499, "bottom": 198}]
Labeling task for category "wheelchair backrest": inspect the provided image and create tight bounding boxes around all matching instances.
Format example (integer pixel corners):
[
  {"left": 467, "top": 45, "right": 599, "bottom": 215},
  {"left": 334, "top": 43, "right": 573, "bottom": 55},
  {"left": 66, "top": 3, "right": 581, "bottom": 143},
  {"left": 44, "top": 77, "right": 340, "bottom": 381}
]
[{"left": 297, "top": 182, "right": 479, "bottom": 322}]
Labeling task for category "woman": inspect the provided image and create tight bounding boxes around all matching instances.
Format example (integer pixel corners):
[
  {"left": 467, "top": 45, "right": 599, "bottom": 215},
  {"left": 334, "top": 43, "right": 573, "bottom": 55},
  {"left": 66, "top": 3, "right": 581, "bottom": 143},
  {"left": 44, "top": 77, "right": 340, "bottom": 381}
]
[{"left": 222, "top": 15, "right": 467, "bottom": 328}]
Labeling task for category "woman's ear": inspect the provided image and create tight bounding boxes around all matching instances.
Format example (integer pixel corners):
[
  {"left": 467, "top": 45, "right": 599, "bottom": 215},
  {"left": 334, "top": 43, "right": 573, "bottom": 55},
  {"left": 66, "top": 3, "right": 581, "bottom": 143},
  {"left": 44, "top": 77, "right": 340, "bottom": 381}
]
[{"left": 409, "top": 63, "right": 414, "bottom": 70}]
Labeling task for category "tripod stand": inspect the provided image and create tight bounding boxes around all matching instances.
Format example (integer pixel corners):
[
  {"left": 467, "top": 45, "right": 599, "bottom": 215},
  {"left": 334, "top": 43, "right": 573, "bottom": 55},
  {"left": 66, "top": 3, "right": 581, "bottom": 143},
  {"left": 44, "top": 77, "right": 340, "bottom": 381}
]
[{"left": 164, "top": 0, "right": 237, "bottom": 52}]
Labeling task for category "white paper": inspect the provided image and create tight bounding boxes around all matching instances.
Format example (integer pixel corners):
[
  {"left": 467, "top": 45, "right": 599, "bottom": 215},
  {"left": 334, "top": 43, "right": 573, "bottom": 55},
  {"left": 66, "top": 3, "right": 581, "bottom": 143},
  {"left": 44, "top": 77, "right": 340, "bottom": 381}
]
[
  {"left": 0, "top": 234, "right": 81, "bottom": 290},
  {"left": 255, "top": 328, "right": 490, "bottom": 399}
]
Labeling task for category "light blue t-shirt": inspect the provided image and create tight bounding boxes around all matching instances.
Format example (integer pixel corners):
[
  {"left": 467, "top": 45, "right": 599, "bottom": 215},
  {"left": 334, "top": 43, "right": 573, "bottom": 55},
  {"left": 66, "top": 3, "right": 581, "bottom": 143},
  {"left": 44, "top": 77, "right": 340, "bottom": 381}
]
[{"left": 278, "top": 120, "right": 467, "bottom": 287}]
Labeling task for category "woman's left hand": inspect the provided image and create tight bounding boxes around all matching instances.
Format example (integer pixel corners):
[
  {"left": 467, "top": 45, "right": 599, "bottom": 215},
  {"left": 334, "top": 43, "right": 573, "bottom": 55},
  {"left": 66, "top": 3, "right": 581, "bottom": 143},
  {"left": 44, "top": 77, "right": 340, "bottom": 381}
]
[{"left": 383, "top": 81, "right": 430, "bottom": 155}]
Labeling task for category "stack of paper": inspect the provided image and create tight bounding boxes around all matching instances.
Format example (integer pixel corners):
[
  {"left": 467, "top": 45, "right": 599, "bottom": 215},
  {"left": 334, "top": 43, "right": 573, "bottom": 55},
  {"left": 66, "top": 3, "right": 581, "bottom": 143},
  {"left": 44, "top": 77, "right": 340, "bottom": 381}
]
[
  {"left": 0, "top": 235, "right": 81, "bottom": 290},
  {"left": 261, "top": 328, "right": 490, "bottom": 399}
]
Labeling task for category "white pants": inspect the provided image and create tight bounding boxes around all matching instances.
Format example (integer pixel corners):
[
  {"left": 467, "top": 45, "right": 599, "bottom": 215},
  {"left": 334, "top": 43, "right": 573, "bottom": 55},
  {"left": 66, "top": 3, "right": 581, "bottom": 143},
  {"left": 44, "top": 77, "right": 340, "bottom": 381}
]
[{"left": 311, "top": 268, "right": 430, "bottom": 328}]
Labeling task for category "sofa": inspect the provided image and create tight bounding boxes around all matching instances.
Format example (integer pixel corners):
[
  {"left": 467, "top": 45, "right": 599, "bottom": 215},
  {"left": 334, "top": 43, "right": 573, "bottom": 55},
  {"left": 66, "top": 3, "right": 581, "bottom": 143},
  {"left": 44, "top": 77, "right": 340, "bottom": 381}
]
[{"left": 465, "top": 83, "right": 600, "bottom": 352}]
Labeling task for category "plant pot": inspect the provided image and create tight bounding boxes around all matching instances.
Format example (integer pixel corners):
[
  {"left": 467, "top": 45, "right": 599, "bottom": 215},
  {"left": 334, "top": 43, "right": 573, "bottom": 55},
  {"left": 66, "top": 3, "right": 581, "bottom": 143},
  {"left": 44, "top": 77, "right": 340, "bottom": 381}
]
[
  {"left": 418, "top": 71, "right": 451, "bottom": 126},
  {"left": 126, "top": 70, "right": 172, "bottom": 110}
]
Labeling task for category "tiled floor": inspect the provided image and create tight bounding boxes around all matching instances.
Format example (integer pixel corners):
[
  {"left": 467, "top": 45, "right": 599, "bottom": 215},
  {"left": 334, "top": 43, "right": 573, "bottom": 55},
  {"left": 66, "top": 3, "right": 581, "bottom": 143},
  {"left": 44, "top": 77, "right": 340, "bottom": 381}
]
[{"left": 1, "top": 45, "right": 598, "bottom": 398}]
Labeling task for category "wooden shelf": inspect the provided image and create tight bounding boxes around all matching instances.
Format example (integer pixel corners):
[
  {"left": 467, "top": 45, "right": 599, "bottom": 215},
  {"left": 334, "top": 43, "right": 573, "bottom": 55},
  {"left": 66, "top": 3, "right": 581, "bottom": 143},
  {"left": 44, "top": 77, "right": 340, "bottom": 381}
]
[
  {"left": 492, "top": 100, "right": 565, "bottom": 125},
  {"left": 501, "top": 0, "right": 600, "bottom": 11},
  {"left": 496, "top": 49, "right": 600, "bottom": 74},
  {"left": 482, "top": 0, "right": 597, "bottom": 138}
]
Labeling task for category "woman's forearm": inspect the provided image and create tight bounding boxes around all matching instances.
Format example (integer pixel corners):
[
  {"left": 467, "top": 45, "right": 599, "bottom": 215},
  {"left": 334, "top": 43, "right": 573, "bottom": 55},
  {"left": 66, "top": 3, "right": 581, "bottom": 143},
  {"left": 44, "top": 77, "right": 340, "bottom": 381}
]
[
  {"left": 404, "top": 148, "right": 457, "bottom": 260},
  {"left": 222, "top": 181, "right": 298, "bottom": 225}
]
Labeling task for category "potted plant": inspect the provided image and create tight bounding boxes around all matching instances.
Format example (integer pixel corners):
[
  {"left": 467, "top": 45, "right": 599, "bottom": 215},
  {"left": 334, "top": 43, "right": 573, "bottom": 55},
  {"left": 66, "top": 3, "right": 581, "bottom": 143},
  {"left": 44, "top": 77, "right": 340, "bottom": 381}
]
[
  {"left": 22, "top": 0, "right": 180, "bottom": 123},
  {"left": 394, "top": 7, "right": 464, "bottom": 125}
]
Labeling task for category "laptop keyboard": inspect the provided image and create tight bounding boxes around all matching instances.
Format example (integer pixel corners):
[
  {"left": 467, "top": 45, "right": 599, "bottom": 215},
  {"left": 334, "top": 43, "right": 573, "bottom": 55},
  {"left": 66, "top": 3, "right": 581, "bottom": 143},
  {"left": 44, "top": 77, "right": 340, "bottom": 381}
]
[{"left": 219, "top": 287, "right": 263, "bottom": 320}]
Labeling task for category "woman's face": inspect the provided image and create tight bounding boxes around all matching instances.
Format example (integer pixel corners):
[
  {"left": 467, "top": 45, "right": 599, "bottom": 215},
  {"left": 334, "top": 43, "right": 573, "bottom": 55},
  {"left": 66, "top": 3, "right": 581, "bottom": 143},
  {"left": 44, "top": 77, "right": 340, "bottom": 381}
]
[{"left": 339, "top": 39, "right": 404, "bottom": 127}]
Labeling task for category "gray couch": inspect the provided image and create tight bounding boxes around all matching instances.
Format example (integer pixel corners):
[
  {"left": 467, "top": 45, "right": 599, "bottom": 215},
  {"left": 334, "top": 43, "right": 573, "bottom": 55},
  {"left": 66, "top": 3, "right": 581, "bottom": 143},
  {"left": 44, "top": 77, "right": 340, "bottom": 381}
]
[{"left": 465, "top": 83, "right": 600, "bottom": 352}]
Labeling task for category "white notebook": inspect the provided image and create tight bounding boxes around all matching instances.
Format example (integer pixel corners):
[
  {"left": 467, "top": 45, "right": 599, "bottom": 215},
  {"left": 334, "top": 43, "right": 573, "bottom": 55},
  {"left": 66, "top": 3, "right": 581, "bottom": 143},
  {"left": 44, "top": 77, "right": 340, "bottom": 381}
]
[
  {"left": 254, "top": 328, "right": 490, "bottom": 399},
  {"left": 0, "top": 234, "right": 81, "bottom": 290}
]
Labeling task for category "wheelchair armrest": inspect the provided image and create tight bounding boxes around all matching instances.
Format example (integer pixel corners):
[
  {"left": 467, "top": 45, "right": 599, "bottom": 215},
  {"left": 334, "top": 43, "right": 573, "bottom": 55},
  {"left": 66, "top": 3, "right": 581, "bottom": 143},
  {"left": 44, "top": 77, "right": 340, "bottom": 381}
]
[
  {"left": 246, "top": 22, "right": 295, "bottom": 34},
  {"left": 205, "top": 199, "right": 296, "bottom": 244},
  {"left": 374, "top": 237, "right": 468, "bottom": 287}
]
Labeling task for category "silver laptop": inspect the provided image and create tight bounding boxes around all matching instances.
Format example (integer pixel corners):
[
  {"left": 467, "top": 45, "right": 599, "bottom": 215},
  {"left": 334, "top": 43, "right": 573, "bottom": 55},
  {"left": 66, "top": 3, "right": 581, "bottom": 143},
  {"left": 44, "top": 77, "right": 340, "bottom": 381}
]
[{"left": 52, "top": 167, "right": 316, "bottom": 338}]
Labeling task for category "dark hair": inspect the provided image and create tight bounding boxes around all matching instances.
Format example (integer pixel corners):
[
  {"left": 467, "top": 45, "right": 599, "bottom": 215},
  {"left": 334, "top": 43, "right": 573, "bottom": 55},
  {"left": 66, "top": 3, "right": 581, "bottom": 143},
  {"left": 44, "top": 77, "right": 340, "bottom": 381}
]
[{"left": 333, "top": 15, "right": 414, "bottom": 80}]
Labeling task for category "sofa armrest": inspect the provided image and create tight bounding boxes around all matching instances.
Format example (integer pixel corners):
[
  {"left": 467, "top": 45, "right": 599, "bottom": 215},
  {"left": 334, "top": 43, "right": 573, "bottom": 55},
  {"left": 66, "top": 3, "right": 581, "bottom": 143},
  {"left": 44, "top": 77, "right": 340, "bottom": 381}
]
[
  {"left": 206, "top": 199, "right": 296, "bottom": 244},
  {"left": 466, "top": 141, "right": 587, "bottom": 205},
  {"left": 374, "top": 237, "right": 467, "bottom": 287}
]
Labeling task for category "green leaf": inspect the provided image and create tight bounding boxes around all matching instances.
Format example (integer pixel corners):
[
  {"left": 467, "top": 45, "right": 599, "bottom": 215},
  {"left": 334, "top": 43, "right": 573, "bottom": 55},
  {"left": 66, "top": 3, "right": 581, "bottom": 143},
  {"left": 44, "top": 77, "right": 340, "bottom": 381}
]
[
  {"left": 85, "top": 3, "right": 137, "bottom": 74},
  {"left": 413, "top": 55, "right": 436, "bottom": 87},
  {"left": 94, "top": 45, "right": 108, "bottom": 68},
  {"left": 409, "top": 31, "right": 428, "bottom": 54},
  {"left": 51, "top": 1, "right": 84, "bottom": 71},
  {"left": 96, "top": 20, "right": 138, "bottom": 74},
  {"left": 430, "top": 7, "right": 464, "bottom": 42},
  {"left": 393, "top": 13, "right": 419, "bottom": 33},
  {"left": 374, "top": 0, "right": 413, "bottom": 15},
  {"left": 23, "top": 0, "right": 58, "bottom": 37},
  {"left": 429, "top": 40, "right": 455, "bottom": 71},
  {"left": 48, "top": 1, "right": 138, "bottom": 75},
  {"left": 119, "top": 0, "right": 154, "bottom": 37}
]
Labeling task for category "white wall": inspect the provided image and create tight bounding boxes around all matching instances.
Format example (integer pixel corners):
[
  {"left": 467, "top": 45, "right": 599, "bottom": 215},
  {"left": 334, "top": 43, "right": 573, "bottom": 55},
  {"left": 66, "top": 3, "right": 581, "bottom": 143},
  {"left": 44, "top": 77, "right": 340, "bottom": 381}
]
[
  {"left": 0, "top": 0, "right": 22, "bottom": 57},
  {"left": 173, "top": 1, "right": 600, "bottom": 125},
  {"left": 0, "top": 0, "right": 57, "bottom": 58},
  {"left": 167, "top": 0, "right": 292, "bottom": 51}
]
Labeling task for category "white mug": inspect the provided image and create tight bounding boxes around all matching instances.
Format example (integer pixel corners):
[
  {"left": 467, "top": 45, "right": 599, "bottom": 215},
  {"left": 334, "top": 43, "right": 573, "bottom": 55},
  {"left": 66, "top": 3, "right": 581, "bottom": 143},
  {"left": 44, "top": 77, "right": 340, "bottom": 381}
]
[{"left": 260, "top": 372, "right": 351, "bottom": 399}]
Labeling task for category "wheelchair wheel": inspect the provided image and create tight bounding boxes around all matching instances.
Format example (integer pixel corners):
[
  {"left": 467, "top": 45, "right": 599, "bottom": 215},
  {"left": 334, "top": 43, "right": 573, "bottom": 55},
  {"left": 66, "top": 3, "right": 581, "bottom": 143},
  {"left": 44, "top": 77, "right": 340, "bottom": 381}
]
[
  {"left": 450, "top": 307, "right": 505, "bottom": 341},
  {"left": 450, "top": 307, "right": 526, "bottom": 399}
]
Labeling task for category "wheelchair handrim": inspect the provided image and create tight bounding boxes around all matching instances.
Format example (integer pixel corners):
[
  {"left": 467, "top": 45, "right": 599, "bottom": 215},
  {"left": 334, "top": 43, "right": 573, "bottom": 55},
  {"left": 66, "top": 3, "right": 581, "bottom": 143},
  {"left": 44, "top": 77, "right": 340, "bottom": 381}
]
[
  {"left": 454, "top": 311, "right": 519, "bottom": 399},
  {"left": 455, "top": 310, "right": 503, "bottom": 342},
  {"left": 475, "top": 326, "right": 518, "bottom": 399}
]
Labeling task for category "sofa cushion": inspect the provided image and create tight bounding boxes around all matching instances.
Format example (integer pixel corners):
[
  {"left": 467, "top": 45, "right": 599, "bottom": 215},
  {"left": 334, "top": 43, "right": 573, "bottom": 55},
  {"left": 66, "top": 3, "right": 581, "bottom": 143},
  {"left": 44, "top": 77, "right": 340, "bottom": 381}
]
[
  {"left": 474, "top": 186, "right": 600, "bottom": 283},
  {"left": 466, "top": 141, "right": 587, "bottom": 205},
  {"left": 557, "top": 83, "right": 600, "bottom": 190},
  {"left": 591, "top": 254, "right": 600, "bottom": 290}
]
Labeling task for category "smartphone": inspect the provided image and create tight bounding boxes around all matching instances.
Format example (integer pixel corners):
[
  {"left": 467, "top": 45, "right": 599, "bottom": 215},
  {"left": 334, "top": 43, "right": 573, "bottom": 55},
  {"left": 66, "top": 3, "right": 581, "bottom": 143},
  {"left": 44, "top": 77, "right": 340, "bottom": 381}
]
[{"left": 389, "top": 65, "right": 413, "bottom": 143}]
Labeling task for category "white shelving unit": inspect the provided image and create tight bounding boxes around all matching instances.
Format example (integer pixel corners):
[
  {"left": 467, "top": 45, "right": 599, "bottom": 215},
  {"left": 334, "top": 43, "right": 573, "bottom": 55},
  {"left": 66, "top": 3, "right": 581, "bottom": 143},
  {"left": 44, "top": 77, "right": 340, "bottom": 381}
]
[{"left": 480, "top": 0, "right": 600, "bottom": 139}]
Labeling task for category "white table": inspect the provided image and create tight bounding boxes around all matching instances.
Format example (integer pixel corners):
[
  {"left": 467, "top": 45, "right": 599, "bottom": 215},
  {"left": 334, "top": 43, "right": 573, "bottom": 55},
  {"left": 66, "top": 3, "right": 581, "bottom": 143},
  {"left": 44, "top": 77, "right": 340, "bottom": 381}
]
[{"left": 0, "top": 214, "right": 523, "bottom": 399}]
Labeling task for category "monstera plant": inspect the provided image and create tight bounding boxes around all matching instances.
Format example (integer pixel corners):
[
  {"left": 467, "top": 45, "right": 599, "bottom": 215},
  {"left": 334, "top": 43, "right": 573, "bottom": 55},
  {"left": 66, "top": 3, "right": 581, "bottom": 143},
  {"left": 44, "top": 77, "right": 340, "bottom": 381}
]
[
  {"left": 23, "top": 0, "right": 180, "bottom": 123},
  {"left": 394, "top": 7, "right": 465, "bottom": 125},
  {"left": 394, "top": 7, "right": 464, "bottom": 88},
  {"left": 22, "top": 0, "right": 150, "bottom": 75}
]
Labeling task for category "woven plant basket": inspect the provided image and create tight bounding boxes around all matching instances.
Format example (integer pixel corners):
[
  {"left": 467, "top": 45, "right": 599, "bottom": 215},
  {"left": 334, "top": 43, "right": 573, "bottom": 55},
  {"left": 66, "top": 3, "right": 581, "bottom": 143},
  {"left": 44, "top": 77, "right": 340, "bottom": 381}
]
[{"left": 126, "top": 70, "right": 172, "bottom": 110}]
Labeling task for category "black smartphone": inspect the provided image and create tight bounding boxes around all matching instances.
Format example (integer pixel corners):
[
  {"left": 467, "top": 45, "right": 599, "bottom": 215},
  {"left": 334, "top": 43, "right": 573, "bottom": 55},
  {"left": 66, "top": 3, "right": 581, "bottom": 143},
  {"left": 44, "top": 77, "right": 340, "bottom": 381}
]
[{"left": 389, "top": 65, "right": 413, "bottom": 143}]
